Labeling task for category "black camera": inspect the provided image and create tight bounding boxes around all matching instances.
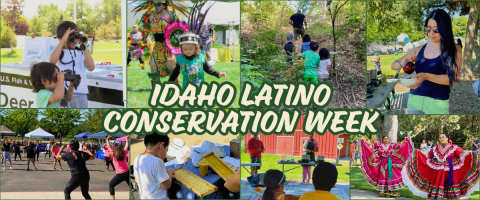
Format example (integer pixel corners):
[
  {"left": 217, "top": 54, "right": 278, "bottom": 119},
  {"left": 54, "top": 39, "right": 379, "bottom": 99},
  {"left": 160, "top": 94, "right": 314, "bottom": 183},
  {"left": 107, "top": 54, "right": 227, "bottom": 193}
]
[
  {"left": 62, "top": 69, "right": 81, "bottom": 90},
  {"left": 68, "top": 31, "right": 88, "bottom": 43}
]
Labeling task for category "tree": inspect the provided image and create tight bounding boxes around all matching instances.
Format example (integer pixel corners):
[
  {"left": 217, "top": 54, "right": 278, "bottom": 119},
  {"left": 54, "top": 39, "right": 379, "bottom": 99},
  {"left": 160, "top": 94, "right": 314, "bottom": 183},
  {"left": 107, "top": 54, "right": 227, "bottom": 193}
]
[
  {"left": 328, "top": 1, "right": 349, "bottom": 74},
  {"left": 108, "top": 16, "right": 122, "bottom": 39},
  {"left": 40, "top": 109, "right": 82, "bottom": 143},
  {"left": 458, "top": 2, "right": 479, "bottom": 80},
  {"left": 1, "top": 109, "right": 39, "bottom": 138},
  {"left": 37, "top": 3, "right": 70, "bottom": 36},
  {"left": 1, "top": 0, "right": 25, "bottom": 52},
  {"left": 452, "top": 17, "right": 468, "bottom": 38},
  {"left": 99, "top": 0, "right": 121, "bottom": 25},
  {"left": 66, "top": 0, "right": 97, "bottom": 34},
  {"left": 27, "top": 15, "right": 42, "bottom": 37},
  {"left": 375, "top": 115, "right": 398, "bottom": 142},
  {"left": 78, "top": 110, "right": 106, "bottom": 134},
  {"left": 96, "top": 24, "right": 113, "bottom": 41}
]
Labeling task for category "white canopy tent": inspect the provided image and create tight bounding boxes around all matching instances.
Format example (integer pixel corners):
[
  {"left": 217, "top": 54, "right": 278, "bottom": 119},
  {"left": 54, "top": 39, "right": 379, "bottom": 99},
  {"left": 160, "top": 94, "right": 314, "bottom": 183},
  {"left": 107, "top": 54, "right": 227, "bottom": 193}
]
[{"left": 25, "top": 128, "right": 55, "bottom": 138}]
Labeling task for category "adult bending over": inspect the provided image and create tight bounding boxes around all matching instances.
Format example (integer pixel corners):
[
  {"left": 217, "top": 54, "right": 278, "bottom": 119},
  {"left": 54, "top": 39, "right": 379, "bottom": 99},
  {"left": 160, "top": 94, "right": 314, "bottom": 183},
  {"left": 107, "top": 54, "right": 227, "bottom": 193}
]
[
  {"left": 391, "top": 9, "right": 462, "bottom": 114},
  {"left": 55, "top": 141, "right": 95, "bottom": 199}
]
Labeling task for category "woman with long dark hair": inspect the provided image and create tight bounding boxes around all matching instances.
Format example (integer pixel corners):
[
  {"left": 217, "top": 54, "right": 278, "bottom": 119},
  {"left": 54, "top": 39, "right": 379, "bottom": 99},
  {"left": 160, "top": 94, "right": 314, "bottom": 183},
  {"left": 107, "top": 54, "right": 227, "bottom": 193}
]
[
  {"left": 105, "top": 136, "right": 130, "bottom": 200},
  {"left": 260, "top": 169, "right": 298, "bottom": 200},
  {"left": 56, "top": 140, "right": 95, "bottom": 199},
  {"left": 402, "top": 133, "right": 479, "bottom": 199},
  {"left": 391, "top": 9, "right": 462, "bottom": 114},
  {"left": 359, "top": 135, "right": 414, "bottom": 197},
  {"left": 51, "top": 143, "right": 64, "bottom": 171}
]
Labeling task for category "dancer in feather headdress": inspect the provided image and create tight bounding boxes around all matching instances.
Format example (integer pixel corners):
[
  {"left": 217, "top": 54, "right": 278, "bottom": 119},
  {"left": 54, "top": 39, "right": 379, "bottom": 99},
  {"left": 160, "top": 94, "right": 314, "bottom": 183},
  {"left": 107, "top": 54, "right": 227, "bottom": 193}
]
[
  {"left": 168, "top": 1, "right": 226, "bottom": 87},
  {"left": 132, "top": 0, "right": 191, "bottom": 84}
]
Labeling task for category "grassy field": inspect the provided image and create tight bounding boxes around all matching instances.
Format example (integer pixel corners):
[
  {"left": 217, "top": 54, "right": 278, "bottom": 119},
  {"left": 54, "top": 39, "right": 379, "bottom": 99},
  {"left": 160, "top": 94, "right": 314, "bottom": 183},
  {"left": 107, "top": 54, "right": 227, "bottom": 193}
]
[
  {"left": 1, "top": 42, "right": 122, "bottom": 65},
  {"left": 367, "top": 51, "right": 478, "bottom": 78},
  {"left": 240, "top": 153, "right": 350, "bottom": 183},
  {"left": 127, "top": 61, "right": 240, "bottom": 108},
  {"left": 350, "top": 167, "right": 480, "bottom": 200}
]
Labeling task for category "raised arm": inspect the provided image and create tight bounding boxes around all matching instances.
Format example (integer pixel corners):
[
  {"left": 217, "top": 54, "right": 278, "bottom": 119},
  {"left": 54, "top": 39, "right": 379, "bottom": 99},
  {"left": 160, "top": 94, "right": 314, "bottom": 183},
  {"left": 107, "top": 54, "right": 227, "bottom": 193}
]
[
  {"left": 55, "top": 144, "right": 68, "bottom": 160},
  {"left": 106, "top": 136, "right": 114, "bottom": 153},
  {"left": 124, "top": 136, "right": 129, "bottom": 151},
  {"left": 50, "top": 28, "right": 75, "bottom": 64},
  {"left": 391, "top": 46, "right": 422, "bottom": 70}
]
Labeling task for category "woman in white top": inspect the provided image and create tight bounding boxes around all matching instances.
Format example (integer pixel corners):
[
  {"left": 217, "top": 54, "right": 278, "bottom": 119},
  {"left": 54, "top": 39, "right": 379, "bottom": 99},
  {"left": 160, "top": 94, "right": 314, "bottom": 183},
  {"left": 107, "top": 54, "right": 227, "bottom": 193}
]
[
  {"left": 45, "top": 141, "right": 53, "bottom": 159},
  {"left": 317, "top": 48, "right": 331, "bottom": 82}
]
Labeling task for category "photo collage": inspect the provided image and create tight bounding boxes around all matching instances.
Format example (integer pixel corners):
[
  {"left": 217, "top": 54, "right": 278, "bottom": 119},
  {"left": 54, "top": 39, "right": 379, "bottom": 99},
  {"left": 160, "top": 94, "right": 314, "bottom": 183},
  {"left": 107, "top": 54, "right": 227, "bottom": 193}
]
[{"left": 0, "top": 0, "right": 479, "bottom": 200}]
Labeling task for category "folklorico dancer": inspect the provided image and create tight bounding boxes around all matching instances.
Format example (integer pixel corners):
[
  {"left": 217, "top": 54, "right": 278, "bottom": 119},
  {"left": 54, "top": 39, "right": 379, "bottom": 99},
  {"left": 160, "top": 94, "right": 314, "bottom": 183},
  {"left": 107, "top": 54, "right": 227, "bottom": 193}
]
[
  {"left": 132, "top": 0, "right": 191, "bottom": 84},
  {"left": 402, "top": 133, "right": 479, "bottom": 199},
  {"left": 358, "top": 135, "right": 414, "bottom": 197}
]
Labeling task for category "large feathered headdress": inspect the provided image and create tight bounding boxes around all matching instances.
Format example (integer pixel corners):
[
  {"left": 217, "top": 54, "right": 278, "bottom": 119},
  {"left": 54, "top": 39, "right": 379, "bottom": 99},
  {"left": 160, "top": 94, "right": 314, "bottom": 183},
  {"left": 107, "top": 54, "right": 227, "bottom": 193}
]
[
  {"left": 132, "top": 1, "right": 192, "bottom": 25},
  {"left": 179, "top": 1, "right": 216, "bottom": 45}
]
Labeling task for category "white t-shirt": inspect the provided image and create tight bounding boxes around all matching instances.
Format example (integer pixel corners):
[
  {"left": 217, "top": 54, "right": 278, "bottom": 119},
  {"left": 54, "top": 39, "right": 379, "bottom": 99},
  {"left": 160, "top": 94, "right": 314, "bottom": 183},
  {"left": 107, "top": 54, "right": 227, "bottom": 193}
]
[
  {"left": 57, "top": 49, "right": 89, "bottom": 94},
  {"left": 134, "top": 154, "right": 170, "bottom": 199},
  {"left": 318, "top": 58, "right": 331, "bottom": 75}
]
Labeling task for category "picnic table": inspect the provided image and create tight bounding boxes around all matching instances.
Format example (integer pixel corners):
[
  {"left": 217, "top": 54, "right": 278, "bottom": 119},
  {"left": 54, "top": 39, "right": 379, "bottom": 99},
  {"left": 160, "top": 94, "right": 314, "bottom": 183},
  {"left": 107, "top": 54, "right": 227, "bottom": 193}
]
[
  {"left": 241, "top": 163, "right": 262, "bottom": 176},
  {"left": 277, "top": 161, "right": 342, "bottom": 174},
  {"left": 367, "top": 79, "right": 398, "bottom": 110}
]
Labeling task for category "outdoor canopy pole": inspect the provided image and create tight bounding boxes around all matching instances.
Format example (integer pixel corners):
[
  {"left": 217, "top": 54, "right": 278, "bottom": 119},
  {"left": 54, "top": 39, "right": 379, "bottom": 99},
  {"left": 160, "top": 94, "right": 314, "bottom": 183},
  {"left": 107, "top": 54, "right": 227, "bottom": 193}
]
[{"left": 232, "top": 21, "right": 234, "bottom": 62}]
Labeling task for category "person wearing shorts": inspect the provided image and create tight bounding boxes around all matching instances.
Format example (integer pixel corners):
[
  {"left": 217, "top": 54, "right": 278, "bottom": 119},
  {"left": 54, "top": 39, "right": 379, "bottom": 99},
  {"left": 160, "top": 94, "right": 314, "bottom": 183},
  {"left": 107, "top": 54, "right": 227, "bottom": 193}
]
[
  {"left": 289, "top": 10, "right": 306, "bottom": 42},
  {"left": 248, "top": 134, "right": 264, "bottom": 174},
  {"left": 24, "top": 142, "right": 37, "bottom": 171}
]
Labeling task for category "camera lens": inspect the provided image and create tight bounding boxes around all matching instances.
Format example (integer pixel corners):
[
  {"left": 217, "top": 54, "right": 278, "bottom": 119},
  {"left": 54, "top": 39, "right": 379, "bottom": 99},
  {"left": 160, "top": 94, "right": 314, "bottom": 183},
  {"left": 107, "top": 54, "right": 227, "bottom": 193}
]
[
  {"left": 80, "top": 36, "right": 88, "bottom": 43},
  {"left": 68, "top": 36, "right": 76, "bottom": 43}
]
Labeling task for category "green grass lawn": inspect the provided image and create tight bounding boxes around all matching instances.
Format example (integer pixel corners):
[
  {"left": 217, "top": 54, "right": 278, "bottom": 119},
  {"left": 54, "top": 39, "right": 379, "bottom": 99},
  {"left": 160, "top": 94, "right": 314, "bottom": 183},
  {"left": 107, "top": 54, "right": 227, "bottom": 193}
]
[
  {"left": 366, "top": 54, "right": 405, "bottom": 78},
  {"left": 92, "top": 41, "right": 122, "bottom": 51},
  {"left": 127, "top": 61, "right": 240, "bottom": 108},
  {"left": 350, "top": 167, "right": 480, "bottom": 200},
  {"left": 1, "top": 42, "right": 122, "bottom": 65},
  {"left": 240, "top": 153, "right": 350, "bottom": 183}
]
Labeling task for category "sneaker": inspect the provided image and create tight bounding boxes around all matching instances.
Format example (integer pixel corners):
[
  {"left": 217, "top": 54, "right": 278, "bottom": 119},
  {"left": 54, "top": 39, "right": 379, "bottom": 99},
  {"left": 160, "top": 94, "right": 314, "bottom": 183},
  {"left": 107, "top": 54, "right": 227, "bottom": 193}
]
[
  {"left": 34, "top": 168, "right": 38, "bottom": 171},
  {"left": 60, "top": 168, "right": 64, "bottom": 171},
  {"left": 10, "top": 166, "right": 12, "bottom": 169},
  {"left": 3, "top": 168, "right": 5, "bottom": 170},
  {"left": 27, "top": 168, "right": 29, "bottom": 171},
  {"left": 106, "top": 168, "right": 110, "bottom": 171},
  {"left": 53, "top": 168, "right": 56, "bottom": 171}
]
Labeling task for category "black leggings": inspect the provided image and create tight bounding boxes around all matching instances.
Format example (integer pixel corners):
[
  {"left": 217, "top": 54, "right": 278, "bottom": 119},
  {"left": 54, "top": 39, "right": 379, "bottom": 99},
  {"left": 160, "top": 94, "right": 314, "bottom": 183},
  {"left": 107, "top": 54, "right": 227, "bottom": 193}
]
[
  {"left": 65, "top": 173, "right": 91, "bottom": 199},
  {"left": 127, "top": 52, "right": 144, "bottom": 65},
  {"left": 35, "top": 151, "right": 40, "bottom": 161},
  {"left": 14, "top": 151, "right": 21, "bottom": 160},
  {"left": 45, "top": 150, "right": 51, "bottom": 159},
  {"left": 109, "top": 171, "right": 129, "bottom": 195},
  {"left": 105, "top": 157, "right": 115, "bottom": 169}
]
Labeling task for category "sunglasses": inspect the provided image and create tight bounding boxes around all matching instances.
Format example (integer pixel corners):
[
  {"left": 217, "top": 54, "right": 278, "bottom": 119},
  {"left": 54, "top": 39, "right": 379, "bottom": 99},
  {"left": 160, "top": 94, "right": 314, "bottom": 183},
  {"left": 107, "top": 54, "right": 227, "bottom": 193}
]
[{"left": 424, "top": 27, "right": 439, "bottom": 35}]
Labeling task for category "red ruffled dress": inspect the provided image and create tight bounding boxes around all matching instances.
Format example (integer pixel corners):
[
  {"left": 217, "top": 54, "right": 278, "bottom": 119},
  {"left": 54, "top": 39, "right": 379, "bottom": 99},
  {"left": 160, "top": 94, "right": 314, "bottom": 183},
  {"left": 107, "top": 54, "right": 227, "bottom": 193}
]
[
  {"left": 358, "top": 136, "right": 414, "bottom": 192},
  {"left": 402, "top": 144, "right": 479, "bottom": 199}
]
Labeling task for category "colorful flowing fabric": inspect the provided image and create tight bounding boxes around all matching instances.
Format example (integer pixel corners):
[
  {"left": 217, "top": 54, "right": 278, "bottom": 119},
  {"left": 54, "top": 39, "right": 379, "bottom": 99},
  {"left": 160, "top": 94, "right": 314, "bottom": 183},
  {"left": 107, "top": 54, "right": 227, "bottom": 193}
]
[
  {"left": 128, "top": 31, "right": 147, "bottom": 61},
  {"left": 358, "top": 136, "right": 414, "bottom": 192},
  {"left": 402, "top": 144, "right": 479, "bottom": 199}
]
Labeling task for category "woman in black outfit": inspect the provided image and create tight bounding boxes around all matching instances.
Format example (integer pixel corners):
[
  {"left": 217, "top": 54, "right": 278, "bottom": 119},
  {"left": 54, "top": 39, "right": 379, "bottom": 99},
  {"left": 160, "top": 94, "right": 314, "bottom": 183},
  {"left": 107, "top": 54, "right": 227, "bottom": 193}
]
[
  {"left": 55, "top": 140, "right": 95, "bottom": 199},
  {"left": 13, "top": 141, "right": 22, "bottom": 161}
]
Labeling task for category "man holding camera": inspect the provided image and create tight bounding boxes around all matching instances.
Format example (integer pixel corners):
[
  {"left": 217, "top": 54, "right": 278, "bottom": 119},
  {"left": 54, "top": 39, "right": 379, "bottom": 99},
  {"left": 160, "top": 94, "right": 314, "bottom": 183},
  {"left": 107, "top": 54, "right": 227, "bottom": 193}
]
[{"left": 50, "top": 21, "right": 95, "bottom": 108}]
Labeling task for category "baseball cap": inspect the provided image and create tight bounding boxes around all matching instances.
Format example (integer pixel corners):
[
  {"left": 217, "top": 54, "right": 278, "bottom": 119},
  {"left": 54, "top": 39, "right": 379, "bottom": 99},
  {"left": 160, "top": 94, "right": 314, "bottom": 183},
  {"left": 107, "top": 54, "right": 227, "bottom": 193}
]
[
  {"left": 309, "top": 41, "right": 319, "bottom": 51},
  {"left": 287, "top": 34, "right": 294, "bottom": 42}
]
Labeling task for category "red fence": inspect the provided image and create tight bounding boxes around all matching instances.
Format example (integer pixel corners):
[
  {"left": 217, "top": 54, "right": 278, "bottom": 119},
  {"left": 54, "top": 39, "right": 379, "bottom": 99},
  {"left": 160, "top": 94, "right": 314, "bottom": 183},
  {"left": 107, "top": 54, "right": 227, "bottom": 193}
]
[{"left": 244, "top": 116, "right": 349, "bottom": 159}]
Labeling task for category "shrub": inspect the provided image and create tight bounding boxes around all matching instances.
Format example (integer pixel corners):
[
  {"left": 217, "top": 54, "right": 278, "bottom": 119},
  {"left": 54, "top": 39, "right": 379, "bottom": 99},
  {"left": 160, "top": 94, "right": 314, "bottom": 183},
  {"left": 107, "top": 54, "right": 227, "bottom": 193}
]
[
  {"left": 1, "top": 22, "right": 17, "bottom": 48},
  {"left": 14, "top": 21, "right": 29, "bottom": 35}
]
